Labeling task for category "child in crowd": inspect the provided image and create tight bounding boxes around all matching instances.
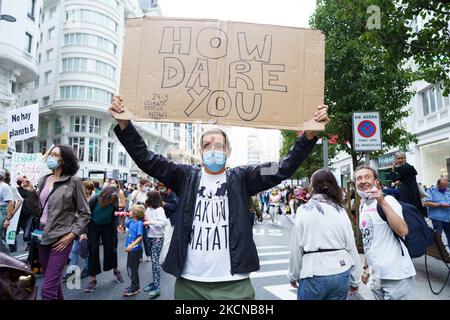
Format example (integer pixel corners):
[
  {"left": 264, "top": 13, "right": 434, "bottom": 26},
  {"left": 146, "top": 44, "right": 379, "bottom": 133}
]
[
  {"left": 120, "top": 205, "right": 145, "bottom": 297},
  {"left": 143, "top": 191, "right": 167, "bottom": 298}
]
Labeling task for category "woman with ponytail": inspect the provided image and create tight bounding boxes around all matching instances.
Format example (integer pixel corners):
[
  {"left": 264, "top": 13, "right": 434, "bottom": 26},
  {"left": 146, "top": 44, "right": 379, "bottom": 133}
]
[{"left": 288, "top": 169, "right": 361, "bottom": 300}]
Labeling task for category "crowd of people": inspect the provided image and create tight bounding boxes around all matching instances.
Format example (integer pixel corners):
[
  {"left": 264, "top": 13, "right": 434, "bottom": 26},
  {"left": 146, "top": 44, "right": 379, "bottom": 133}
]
[{"left": 2, "top": 95, "right": 449, "bottom": 301}]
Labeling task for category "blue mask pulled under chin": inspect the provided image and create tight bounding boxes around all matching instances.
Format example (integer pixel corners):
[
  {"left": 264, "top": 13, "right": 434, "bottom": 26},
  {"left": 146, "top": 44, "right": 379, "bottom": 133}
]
[{"left": 203, "top": 150, "right": 226, "bottom": 173}]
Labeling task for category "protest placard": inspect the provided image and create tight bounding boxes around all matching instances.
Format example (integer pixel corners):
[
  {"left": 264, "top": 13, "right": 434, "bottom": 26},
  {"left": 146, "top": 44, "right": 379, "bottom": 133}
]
[
  {"left": 7, "top": 103, "right": 39, "bottom": 142},
  {"left": 9, "top": 152, "right": 45, "bottom": 186},
  {"left": 118, "top": 17, "right": 325, "bottom": 131}
]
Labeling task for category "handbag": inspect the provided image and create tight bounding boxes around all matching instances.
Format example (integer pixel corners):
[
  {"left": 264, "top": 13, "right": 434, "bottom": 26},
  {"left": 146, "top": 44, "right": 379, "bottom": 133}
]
[{"left": 0, "top": 252, "right": 37, "bottom": 300}]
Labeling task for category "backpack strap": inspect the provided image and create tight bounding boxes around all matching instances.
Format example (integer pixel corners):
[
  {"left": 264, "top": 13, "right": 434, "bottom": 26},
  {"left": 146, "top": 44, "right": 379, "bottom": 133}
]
[{"left": 376, "top": 203, "right": 405, "bottom": 256}]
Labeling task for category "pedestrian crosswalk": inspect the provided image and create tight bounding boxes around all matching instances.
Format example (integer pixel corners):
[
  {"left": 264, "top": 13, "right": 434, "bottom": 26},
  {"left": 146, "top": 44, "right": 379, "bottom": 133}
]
[{"left": 251, "top": 245, "right": 297, "bottom": 300}]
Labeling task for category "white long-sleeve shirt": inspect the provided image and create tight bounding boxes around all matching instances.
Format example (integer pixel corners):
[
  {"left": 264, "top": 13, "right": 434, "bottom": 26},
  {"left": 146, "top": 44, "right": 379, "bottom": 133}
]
[
  {"left": 288, "top": 198, "right": 362, "bottom": 287},
  {"left": 144, "top": 207, "right": 167, "bottom": 238}
]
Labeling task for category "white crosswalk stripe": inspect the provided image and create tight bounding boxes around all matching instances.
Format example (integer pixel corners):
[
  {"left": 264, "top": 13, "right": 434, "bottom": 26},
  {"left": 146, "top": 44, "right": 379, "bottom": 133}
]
[
  {"left": 13, "top": 253, "right": 28, "bottom": 260},
  {"left": 252, "top": 244, "right": 296, "bottom": 300},
  {"left": 260, "top": 259, "right": 289, "bottom": 265},
  {"left": 258, "top": 251, "right": 289, "bottom": 256},
  {"left": 256, "top": 245, "right": 288, "bottom": 250}
]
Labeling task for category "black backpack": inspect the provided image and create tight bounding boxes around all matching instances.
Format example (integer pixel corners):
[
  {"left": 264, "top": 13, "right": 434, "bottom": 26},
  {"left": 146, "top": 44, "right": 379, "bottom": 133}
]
[{"left": 377, "top": 201, "right": 434, "bottom": 258}]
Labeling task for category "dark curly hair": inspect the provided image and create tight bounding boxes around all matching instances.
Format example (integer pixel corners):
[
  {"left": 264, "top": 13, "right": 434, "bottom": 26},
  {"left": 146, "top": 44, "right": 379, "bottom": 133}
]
[
  {"left": 54, "top": 145, "right": 80, "bottom": 176},
  {"left": 310, "top": 169, "right": 343, "bottom": 207},
  {"left": 145, "top": 190, "right": 163, "bottom": 209}
]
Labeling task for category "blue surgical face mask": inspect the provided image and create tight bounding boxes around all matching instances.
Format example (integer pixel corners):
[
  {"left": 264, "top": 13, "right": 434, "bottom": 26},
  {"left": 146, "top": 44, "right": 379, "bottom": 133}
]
[
  {"left": 47, "top": 156, "right": 60, "bottom": 170},
  {"left": 203, "top": 150, "right": 226, "bottom": 173}
]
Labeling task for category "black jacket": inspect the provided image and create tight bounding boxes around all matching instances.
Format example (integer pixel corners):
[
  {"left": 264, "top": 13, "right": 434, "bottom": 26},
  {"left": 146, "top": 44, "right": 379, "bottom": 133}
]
[
  {"left": 162, "top": 191, "right": 179, "bottom": 226},
  {"left": 115, "top": 123, "right": 318, "bottom": 278}
]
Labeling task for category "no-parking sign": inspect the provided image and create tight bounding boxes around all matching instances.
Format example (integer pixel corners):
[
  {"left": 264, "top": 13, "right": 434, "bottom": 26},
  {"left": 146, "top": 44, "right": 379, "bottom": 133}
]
[{"left": 352, "top": 112, "right": 382, "bottom": 151}]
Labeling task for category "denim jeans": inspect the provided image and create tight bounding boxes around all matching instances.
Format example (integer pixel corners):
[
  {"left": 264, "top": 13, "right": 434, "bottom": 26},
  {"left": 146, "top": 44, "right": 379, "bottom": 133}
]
[
  {"left": 69, "top": 239, "right": 89, "bottom": 271},
  {"left": 297, "top": 270, "right": 350, "bottom": 300}
]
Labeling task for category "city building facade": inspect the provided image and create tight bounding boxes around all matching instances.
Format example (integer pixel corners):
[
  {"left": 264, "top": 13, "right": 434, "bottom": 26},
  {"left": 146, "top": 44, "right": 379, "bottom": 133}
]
[
  {"left": 16, "top": 0, "right": 175, "bottom": 184},
  {"left": 0, "top": 0, "right": 42, "bottom": 166}
]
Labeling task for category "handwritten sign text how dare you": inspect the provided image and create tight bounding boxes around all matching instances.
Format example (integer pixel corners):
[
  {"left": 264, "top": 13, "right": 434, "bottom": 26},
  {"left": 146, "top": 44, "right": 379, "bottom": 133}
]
[{"left": 118, "top": 17, "right": 325, "bottom": 131}]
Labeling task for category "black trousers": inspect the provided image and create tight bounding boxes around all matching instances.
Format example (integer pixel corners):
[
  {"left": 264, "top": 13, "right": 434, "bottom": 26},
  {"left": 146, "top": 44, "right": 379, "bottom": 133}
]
[
  {"left": 127, "top": 248, "right": 142, "bottom": 291},
  {"left": 87, "top": 221, "right": 117, "bottom": 276}
]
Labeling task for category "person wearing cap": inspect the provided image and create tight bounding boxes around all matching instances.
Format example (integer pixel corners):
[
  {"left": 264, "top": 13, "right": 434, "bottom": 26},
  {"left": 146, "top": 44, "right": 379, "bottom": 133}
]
[
  {"left": 109, "top": 95, "right": 329, "bottom": 300},
  {"left": 0, "top": 169, "right": 13, "bottom": 254}
]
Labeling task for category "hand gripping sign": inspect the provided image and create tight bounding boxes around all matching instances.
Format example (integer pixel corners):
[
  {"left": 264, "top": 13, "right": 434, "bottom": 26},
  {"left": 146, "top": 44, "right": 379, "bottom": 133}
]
[{"left": 117, "top": 17, "right": 325, "bottom": 131}]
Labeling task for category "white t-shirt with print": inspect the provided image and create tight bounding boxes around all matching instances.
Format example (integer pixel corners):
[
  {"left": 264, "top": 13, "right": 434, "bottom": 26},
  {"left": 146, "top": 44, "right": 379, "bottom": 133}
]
[
  {"left": 359, "top": 195, "right": 416, "bottom": 280},
  {"left": 181, "top": 169, "right": 249, "bottom": 282}
]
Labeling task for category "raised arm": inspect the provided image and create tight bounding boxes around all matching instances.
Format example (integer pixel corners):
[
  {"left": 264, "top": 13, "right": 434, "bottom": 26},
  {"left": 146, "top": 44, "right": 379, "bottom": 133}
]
[
  {"left": 109, "top": 96, "right": 188, "bottom": 194},
  {"left": 245, "top": 106, "right": 329, "bottom": 195}
]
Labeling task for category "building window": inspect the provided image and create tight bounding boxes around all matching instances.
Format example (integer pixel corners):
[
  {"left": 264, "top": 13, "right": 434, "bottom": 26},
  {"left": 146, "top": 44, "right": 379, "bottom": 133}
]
[
  {"left": 44, "top": 71, "right": 51, "bottom": 85},
  {"left": 421, "top": 85, "right": 448, "bottom": 117},
  {"left": 53, "top": 138, "right": 61, "bottom": 146},
  {"left": 39, "top": 140, "right": 48, "bottom": 154},
  {"left": 61, "top": 57, "right": 88, "bottom": 72},
  {"left": 39, "top": 120, "right": 48, "bottom": 136},
  {"left": 95, "top": 60, "right": 115, "bottom": 79},
  {"left": 54, "top": 118, "right": 62, "bottom": 134},
  {"left": 15, "top": 142, "right": 23, "bottom": 153},
  {"left": 63, "top": 33, "right": 116, "bottom": 55},
  {"left": 41, "top": 10, "right": 44, "bottom": 23},
  {"left": 108, "top": 124, "right": 115, "bottom": 138},
  {"left": 28, "top": 0, "right": 36, "bottom": 20},
  {"left": 60, "top": 86, "right": 113, "bottom": 104},
  {"left": 46, "top": 49, "right": 54, "bottom": 61},
  {"left": 69, "top": 137, "right": 85, "bottom": 161},
  {"left": 38, "top": 53, "right": 41, "bottom": 63},
  {"left": 25, "top": 33, "right": 33, "bottom": 53},
  {"left": 27, "top": 142, "right": 34, "bottom": 153},
  {"left": 48, "top": 27, "right": 55, "bottom": 40},
  {"left": 70, "top": 115, "right": 87, "bottom": 133},
  {"left": 66, "top": 9, "right": 118, "bottom": 32},
  {"left": 49, "top": 6, "right": 56, "bottom": 19},
  {"left": 43, "top": 96, "right": 50, "bottom": 106},
  {"left": 34, "top": 76, "right": 39, "bottom": 88},
  {"left": 88, "top": 138, "right": 101, "bottom": 162},
  {"left": 118, "top": 152, "right": 127, "bottom": 166},
  {"left": 31, "top": 99, "right": 38, "bottom": 104},
  {"left": 89, "top": 116, "right": 101, "bottom": 134},
  {"left": 107, "top": 142, "right": 114, "bottom": 164}
]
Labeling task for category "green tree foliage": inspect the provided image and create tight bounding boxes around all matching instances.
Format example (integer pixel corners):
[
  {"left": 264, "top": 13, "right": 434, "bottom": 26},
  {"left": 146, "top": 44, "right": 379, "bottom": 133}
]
[
  {"left": 365, "top": 0, "right": 450, "bottom": 95},
  {"left": 279, "top": 131, "right": 333, "bottom": 179},
  {"left": 307, "top": 0, "right": 418, "bottom": 170}
]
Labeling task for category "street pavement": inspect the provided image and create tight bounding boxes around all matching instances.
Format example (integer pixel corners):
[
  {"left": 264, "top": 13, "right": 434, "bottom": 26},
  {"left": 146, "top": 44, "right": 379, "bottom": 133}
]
[{"left": 10, "top": 212, "right": 450, "bottom": 300}]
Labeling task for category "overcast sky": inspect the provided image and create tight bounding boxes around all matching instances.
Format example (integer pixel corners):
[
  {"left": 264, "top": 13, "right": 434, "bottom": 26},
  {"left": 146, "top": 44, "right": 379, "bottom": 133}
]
[{"left": 157, "top": 0, "right": 316, "bottom": 28}]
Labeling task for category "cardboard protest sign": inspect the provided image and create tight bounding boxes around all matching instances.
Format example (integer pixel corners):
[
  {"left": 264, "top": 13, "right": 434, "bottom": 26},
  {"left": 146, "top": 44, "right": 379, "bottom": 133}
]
[
  {"left": 7, "top": 103, "right": 39, "bottom": 142},
  {"left": 118, "top": 17, "right": 325, "bottom": 131},
  {"left": 10, "top": 152, "right": 45, "bottom": 186}
]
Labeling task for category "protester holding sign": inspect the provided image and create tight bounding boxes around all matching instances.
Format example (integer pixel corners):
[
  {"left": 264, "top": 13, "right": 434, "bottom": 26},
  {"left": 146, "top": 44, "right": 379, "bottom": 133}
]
[
  {"left": 109, "top": 95, "right": 329, "bottom": 299},
  {"left": 37, "top": 145, "right": 90, "bottom": 300}
]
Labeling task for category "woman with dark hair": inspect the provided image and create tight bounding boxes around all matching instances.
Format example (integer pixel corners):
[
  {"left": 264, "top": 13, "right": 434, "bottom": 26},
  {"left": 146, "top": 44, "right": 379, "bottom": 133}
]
[
  {"left": 142, "top": 190, "right": 167, "bottom": 298},
  {"left": 84, "top": 186, "right": 124, "bottom": 293},
  {"left": 288, "top": 169, "right": 361, "bottom": 300},
  {"left": 109, "top": 178, "right": 127, "bottom": 210},
  {"left": 37, "top": 145, "right": 90, "bottom": 300}
]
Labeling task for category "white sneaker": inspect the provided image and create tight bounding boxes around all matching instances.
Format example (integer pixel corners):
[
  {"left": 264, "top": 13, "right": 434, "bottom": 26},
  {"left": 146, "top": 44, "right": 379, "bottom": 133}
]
[{"left": 146, "top": 256, "right": 152, "bottom": 262}]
